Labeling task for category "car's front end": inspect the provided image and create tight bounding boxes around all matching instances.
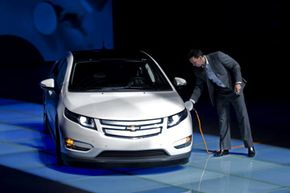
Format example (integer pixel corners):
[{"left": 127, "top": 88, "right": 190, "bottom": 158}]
[
  {"left": 42, "top": 50, "right": 193, "bottom": 167},
  {"left": 57, "top": 91, "right": 193, "bottom": 166}
]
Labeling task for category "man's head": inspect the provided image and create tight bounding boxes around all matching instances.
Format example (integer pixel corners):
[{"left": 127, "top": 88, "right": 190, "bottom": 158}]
[{"left": 188, "top": 49, "right": 205, "bottom": 67}]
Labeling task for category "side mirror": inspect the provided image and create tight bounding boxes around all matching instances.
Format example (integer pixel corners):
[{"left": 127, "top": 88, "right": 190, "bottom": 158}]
[
  {"left": 173, "top": 77, "right": 187, "bottom": 87},
  {"left": 40, "top": 78, "right": 55, "bottom": 90}
]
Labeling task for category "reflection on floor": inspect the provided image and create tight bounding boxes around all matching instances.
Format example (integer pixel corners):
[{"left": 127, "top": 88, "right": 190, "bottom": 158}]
[{"left": 0, "top": 98, "right": 290, "bottom": 193}]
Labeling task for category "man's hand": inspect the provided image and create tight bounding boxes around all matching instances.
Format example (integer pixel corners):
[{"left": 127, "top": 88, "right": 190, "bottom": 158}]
[
  {"left": 234, "top": 83, "right": 241, "bottom": 95},
  {"left": 185, "top": 100, "right": 195, "bottom": 111}
]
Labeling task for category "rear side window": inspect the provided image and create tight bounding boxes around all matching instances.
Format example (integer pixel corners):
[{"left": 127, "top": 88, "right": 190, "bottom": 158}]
[
  {"left": 56, "top": 59, "right": 67, "bottom": 87},
  {"left": 69, "top": 59, "right": 172, "bottom": 92},
  {"left": 50, "top": 58, "right": 67, "bottom": 90}
]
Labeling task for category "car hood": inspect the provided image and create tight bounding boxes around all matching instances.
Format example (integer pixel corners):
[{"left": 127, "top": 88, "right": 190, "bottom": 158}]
[{"left": 64, "top": 91, "right": 185, "bottom": 120}]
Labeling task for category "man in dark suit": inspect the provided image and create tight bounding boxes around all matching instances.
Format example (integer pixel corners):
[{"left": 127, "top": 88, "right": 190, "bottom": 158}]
[{"left": 187, "top": 49, "right": 255, "bottom": 157}]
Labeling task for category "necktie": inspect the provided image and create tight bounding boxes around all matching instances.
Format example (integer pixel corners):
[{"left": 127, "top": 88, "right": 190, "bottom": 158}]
[{"left": 205, "top": 64, "right": 226, "bottom": 88}]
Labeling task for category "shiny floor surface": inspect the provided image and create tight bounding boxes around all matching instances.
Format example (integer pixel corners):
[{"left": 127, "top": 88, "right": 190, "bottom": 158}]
[{"left": 0, "top": 98, "right": 290, "bottom": 193}]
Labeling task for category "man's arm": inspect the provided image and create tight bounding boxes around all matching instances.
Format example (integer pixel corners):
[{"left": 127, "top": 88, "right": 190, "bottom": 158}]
[{"left": 190, "top": 71, "right": 205, "bottom": 103}]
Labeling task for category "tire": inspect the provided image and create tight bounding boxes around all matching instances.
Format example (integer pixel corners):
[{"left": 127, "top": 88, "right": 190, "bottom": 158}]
[
  {"left": 43, "top": 113, "right": 50, "bottom": 134},
  {"left": 55, "top": 119, "right": 64, "bottom": 165}
]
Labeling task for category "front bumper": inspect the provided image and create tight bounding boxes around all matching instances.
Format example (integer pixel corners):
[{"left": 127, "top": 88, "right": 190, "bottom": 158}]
[
  {"left": 62, "top": 151, "right": 191, "bottom": 167},
  {"left": 59, "top": 112, "right": 193, "bottom": 165}
]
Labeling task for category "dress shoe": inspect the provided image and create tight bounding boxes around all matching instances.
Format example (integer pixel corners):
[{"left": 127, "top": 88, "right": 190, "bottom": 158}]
[
  {"left": 248, "top": 146, "right": 256, "bottom": 157},
  {"left": 214, "top": 149, "right": 229, "bottom": 157}
]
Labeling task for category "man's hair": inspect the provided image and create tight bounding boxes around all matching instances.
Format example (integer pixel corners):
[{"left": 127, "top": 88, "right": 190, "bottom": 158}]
[{"left": 188, "top": 49, "right": 203, "bottom": 59}]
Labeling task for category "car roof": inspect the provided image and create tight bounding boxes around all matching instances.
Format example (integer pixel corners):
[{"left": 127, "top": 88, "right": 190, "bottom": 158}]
[{"left": 70, "top": 49, "right": 149, "bottom": 63}]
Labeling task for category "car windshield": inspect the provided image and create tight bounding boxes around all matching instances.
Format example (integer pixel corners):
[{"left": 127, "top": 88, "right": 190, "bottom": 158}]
[{"left": 68, "top": 59, "right": 172, "bottom": 92}]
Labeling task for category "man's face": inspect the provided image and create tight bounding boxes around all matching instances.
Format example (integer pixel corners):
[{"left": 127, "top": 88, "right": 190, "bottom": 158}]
[{"left": 189, "top": 56, "right": 204, "bottom": 67}]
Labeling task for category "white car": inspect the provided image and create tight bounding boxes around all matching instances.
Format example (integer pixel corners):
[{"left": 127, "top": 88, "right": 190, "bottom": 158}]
[{"left": 40, "top": 50, "right": 193, "bottom": 166}]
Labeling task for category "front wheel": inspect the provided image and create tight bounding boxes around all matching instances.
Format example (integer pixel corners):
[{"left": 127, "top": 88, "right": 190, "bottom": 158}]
[
  {"left": 55, "top": 121, "right": 63, "bottom": 165},
  {"left": 43, "top": 113, "right": 50, "bottom": 134}
]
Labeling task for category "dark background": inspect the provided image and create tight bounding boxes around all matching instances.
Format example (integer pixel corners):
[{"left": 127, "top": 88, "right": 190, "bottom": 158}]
[{"left": 113, "top": 0, "right": 290, "bottom": 103}]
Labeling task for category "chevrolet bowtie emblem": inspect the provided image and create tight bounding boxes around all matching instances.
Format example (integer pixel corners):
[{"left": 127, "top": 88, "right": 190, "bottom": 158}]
[{"left": 127, "top": 125, "right": 139, "bottom": 131}]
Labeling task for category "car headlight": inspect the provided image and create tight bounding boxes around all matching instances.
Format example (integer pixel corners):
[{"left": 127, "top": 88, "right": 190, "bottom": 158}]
[
  {"left": 167, "top": 109, "right": 188, "bottom": 128},
  {"left": 64, "top": 108, "right": 96, "bottom": 129}
]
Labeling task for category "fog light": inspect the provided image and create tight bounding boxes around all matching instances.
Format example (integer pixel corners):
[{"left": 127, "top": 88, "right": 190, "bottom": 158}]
[
  {"left": 64, "top": 138, "right": 93, "bottom": 151},
  {"left": 65, "top": 138, "right": 74, "bottom": 147},
  {"left": 174, "top": 135, "right": 192, "bottom": 149}
]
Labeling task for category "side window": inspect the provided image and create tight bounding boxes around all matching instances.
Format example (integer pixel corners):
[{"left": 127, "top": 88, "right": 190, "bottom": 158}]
[
  {"left": 56, "top": 59, "right": 68, "bottom": 88},
  {"left": 50, "top": 58, "right": 67, "bottom": 90},
  {"left": 50, "top": 61, "right": 59, "bottom": 78}
]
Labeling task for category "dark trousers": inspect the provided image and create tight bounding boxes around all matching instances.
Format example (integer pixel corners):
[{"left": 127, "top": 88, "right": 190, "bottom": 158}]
[{"left": 215, "top": 87, "right": 253, "bottom": 150}]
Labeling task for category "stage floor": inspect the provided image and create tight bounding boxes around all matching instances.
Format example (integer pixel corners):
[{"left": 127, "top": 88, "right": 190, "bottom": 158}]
[{"left": 1, "top": 98, "right": 290, "bottom": 193}]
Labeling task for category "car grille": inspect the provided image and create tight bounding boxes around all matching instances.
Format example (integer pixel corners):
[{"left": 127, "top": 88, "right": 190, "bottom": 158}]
[{"left": 100, "top": 118, "right": 164, "bottom": 138}]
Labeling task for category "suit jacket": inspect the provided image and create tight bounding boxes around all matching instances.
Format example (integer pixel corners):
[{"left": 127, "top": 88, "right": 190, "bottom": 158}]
[{"left": 191, "top": 51, "right": 246, "bottom": 105}]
